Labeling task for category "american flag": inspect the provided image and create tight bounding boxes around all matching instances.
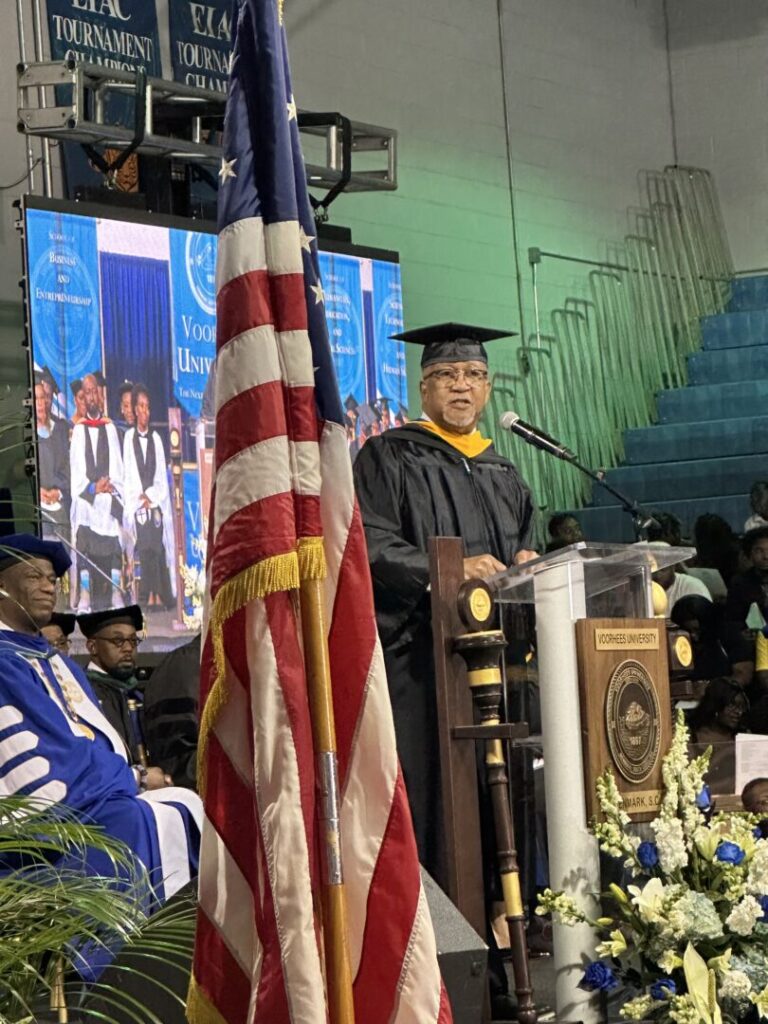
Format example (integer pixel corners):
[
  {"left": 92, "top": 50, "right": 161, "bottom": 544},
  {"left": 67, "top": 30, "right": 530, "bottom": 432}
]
[{"left": 187, "top": 2, "right": 452, "bottom": 1022}]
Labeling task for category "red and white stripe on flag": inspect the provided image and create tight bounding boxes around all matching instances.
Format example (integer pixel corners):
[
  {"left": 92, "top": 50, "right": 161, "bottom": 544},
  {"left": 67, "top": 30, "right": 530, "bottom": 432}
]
[{"left": 187, "top": 208, "right": 452, "bottom": 1023}]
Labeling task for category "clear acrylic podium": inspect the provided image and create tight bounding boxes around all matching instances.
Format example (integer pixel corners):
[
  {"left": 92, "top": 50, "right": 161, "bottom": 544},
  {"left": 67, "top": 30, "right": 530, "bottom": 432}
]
[{"left": 490, "top": 542, "right": 694, "bottom": 1023}]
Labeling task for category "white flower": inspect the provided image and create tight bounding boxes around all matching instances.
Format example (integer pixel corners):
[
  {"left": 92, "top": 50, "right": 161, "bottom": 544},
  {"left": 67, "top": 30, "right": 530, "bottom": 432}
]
[
  {"left": 747, "top": 842, "right": 768, "bottom": 894},
  {"left": 652, "top": 816, "right": 689, "bottom": 873},
  {"left": 620, "top": 995, "right": 659, "bottom": 1020},
  {"left": 726, "top": 895, "right": 763, "bottom": 937},
  {"left": 596, "top": 929, "right": 627, "bottom": 958},
  {"left": 657, "top": 949, "right": 683, "bottom": 973},
  {"left": 666, "top": 891, "right": 723, "bottom": 942},
  {"left": 536, "top": 888, "right": 585, "bottom": 925},
  {"left": 751, "top": 983, "right": 768, "bottom": 1019},
  {"left": 629, "top": 877, "right": 667, "bottom": 923},
  {"left": 720, "top": 970, "right": 753, "bottom": 1005},
  {"left": 668, "top": 994, "right": 700, "bottom": 1024}
]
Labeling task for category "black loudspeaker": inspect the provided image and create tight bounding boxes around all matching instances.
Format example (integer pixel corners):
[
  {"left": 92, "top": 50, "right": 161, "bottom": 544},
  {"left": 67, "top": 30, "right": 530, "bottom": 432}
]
[
  {"left": 80, "top": 875, "right": 486, "bottom": 1024},
  {"left": 421, "top": 867, "right": 488, "bottom": 1024}
]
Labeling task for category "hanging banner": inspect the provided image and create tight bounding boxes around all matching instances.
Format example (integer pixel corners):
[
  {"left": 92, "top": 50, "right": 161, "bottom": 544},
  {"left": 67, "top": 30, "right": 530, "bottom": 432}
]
[
  {"left": 320, "top": 252, "right": 366, "bottom": 407},
  {"left": 25, "top": 206, "right": 102, "bottom": 406},
  {"left": 45, "top": 0, "right": 162, "bottom": 76},
  {"left": 169, "top": 0, "right": 233, "bottom": 92},
  {"left": 373, "top": 259, "right": 406, "bottom": 410},
  {"left": 169, "top": 227, "right": 217, "bottom": 419}
]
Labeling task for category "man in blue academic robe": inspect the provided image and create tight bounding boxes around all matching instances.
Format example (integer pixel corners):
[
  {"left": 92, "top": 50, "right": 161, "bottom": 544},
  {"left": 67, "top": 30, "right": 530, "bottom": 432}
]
[{"left": 0, "top": 534, "right": 202, "bottom": 977}]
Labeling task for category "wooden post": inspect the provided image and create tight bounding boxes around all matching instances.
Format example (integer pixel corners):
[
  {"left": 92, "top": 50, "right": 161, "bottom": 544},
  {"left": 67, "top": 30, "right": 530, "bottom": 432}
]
[
  {"left": 299, "top": 575, "right": 355, "bottom": 1024},
  {"left": 428, "top": 537, "right": 486, "bottom": 935}
]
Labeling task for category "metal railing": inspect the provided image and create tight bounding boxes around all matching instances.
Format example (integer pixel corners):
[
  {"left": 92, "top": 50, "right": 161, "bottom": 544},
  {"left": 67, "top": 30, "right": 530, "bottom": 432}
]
[{"left": 484, "top": 166, "right": 733, "bottom": 516}]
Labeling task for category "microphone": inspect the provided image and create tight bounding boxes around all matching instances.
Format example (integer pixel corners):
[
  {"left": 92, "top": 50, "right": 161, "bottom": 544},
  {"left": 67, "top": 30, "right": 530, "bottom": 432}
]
[{"left": 498, "top": 411, "right": 576, "bottom": 462}]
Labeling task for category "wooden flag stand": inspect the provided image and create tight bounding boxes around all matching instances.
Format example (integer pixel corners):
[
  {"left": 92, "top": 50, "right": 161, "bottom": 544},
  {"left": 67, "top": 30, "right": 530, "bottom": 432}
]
[
  {"left": 299, "top": 574, "right": 356, "bottom": 1024},
  {"left": 429, "top": 537, "right": 536, "bottom": 1024}
]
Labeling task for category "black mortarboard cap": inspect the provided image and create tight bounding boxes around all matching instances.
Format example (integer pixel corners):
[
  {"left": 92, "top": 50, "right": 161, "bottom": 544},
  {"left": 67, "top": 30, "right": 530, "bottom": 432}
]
[
  {"left": 78, "top": 604, "right": 144, "bottom": 638},
  {"left": 390, "top": 322, "right": 516, "bottom": 369},
  {"left": 93, "top": 371, "right": 107, "bottom": 388},
  {"left": 48, "top": 612, "right": 76, "bottom": 636},
  {"left": 344, "top": 393, "right": 358, "bottom": 412},
  {"left": 118, "top": 380, "right": 134, "bottom": 397},
  {"left": 70, "top": 378, "right": 83, "bottom": 397},
  {"left": 0, "top": 533, "right": 70, "bottom": 577}
]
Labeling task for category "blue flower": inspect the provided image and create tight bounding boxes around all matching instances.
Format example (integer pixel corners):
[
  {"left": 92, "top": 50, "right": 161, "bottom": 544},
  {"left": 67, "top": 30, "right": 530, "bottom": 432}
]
[
  {"left": 696, "top": 785, "right": 712, "bottom": 810},
  {"left": 650, "top": 978, "right": 677, "bottom": 1000},
  {"left": 716, "top": 841, "right": 746, "bottom": 865},
  {"left": 755, "top": 827, "right": 764, "bottom": 840},
  {"left": 579, "top": 961, "right": 619, "bottom": 992},
  {"left": 637, "top": 841, "right": 660, "bottom": 869},
  {"left": 759, "top": 895, "right": 768, "bottom": 922}
]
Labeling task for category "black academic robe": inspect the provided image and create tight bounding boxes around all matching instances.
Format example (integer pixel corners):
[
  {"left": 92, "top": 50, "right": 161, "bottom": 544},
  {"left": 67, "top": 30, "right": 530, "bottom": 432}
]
[
  {"left": 353, "top": 424, "right": 534, "bottom": 885},
  {"left": 86, "top": 667, "right": 146, "bottom": 765}
]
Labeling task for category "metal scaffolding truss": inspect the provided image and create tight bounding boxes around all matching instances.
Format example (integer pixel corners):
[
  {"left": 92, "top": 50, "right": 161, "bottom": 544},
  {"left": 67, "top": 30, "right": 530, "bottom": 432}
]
[{"left": 17, "top": 59, "right": 398, "bottom": 195}]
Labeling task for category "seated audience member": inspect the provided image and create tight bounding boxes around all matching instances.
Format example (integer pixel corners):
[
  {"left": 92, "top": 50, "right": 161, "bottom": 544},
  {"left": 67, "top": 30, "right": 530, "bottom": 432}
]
[
  {"left": 692, "top": 513, "right": 741, "bottom": 589},
  {"left": 742, "top": 776, "right": 768, "bottom": 817},
  {"left": 78, "top": 605, "right": 161, "bottom": 776},
  {"left": 745, "top": 481, "right": 768, "bottom": 533},
  {"left": 143, "top": 632, "right": 201, "bottom": 790},
  {"left": 651, "top": 543, "right": 712, "bottom": 608},
  {"left": 687, "top": 676, "right": 749, "bottom": 744},
  {"left": 547, "top": 513, "right": 583, "bottom": 547},
  {"left": 647, "top": 511, "right": 683, "bottom": 547},
  {"left": 0, "top": 535, "right": 201, "bottom": 970},
  {"left": 726, "top": 526, "right": 768, "bottom": 626},
  {"left": 40, "top": 611, "right": 76, "bottom": 655}
]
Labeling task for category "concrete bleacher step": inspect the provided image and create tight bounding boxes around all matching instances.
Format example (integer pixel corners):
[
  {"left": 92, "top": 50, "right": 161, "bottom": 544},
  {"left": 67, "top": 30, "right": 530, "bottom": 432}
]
[
  {"left": 594, "top": 452, "right": 766, "bottom": 507},
  {"left": 624, "top": 415, "right": 768, "bottom": 464},
  {"left": 575, "top": 493, "right": 750, "bottom": 544},
  {"left": 570, "top": 275, "right": 768, "bottom": 543},
  {"left": 688, "top": 345, "right": 768, "bottom": 384},
  {"left": 702, "top": 310, "right": 768, "bottom": 349},
  {"left": 727, "top": 275, "right": 768, "bottom": 313},
  {"left": 657, "top": 379, "right": 768, "bottom": 423}
]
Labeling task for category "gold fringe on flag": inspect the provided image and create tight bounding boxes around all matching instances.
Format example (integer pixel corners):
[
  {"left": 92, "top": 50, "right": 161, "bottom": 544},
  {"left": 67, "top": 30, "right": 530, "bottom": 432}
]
[
  {"left": 297, "top": 535, "right": 327, "bottom": 582},
  {"left": 186, "top": 973, "right": 230, "bottom": 1024},
  {"left": 197, "top": 550, "right": 300, "bottom": 795}
]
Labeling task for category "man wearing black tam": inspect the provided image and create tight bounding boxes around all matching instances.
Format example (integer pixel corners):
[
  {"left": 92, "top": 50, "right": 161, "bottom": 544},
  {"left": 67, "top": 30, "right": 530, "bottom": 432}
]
[
  {"left": 354, "top": 324, "right": 536, "bottom": 1016},
  {"left": 353, "top": 322, "right": 536, "bottom": 880},
  {"left": 78, "top": 605, "right": 156, "bottom": 777}
]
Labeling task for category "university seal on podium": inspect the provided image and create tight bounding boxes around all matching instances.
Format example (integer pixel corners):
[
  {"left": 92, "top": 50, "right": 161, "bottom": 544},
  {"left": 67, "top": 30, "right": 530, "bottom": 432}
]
[{"left": 605, "top": 659, "right": 661, "bottom": 784}]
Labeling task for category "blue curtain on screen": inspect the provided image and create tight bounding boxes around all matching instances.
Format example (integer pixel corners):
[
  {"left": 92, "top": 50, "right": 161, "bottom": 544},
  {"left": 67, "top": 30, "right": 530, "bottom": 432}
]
[{"left": 99, "top": 253, "right": 172, "bottom": 425}]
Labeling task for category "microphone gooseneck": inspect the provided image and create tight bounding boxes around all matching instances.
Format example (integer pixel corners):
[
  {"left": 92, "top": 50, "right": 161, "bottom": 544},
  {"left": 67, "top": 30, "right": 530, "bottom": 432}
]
[{"left": 497, "top": 410, "right": 659, "bottom": 541}]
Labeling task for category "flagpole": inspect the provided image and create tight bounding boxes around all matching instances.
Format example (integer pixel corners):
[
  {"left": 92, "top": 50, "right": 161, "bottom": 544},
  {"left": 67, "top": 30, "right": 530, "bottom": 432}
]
[{"left": 299, "top": 573, "right": 356, "bottom": 1024}]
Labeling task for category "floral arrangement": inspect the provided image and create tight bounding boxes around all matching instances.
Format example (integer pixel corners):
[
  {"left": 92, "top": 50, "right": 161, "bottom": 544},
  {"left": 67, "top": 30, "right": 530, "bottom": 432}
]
[{"left": 538, "top": 714, "right": 768, "bottom": 1024}]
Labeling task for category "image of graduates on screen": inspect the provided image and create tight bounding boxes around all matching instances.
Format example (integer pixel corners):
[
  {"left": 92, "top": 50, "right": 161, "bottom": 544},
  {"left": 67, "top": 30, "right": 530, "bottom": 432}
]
[{"left": 25, "top": 205, "right": 407, "bottom": 644}]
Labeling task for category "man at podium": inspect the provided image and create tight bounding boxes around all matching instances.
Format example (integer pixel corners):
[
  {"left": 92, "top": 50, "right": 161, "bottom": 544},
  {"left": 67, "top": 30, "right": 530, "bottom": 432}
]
[{"left": 353, "top": 322, "right": 536, "bottom": 886}]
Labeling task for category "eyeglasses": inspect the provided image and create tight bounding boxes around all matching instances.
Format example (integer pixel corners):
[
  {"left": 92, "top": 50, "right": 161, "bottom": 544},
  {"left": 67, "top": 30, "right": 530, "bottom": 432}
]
[
  {"left": 50, "top": 637, "right": 70, "bottom": 652},
  {"left": 97, "top": 636, "right": 141, "bottom": 650},
  {"left": 423, "top": 367, "right": 489, "bottom": 388}
]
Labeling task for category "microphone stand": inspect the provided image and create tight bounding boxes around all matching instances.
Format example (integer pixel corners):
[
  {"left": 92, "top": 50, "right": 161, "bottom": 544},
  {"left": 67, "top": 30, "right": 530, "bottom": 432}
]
[
  {"left": 567, "top": 456, "right": 659, "bottom": 542},
  {"left": 525, "top": 443, "right": 659, "bottom": 541}
]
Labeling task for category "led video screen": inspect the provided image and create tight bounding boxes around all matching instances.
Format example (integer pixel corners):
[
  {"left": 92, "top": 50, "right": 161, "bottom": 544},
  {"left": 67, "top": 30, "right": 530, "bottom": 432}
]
[{"left": 23, "top": 197, "right": 405, "bottom": 649}]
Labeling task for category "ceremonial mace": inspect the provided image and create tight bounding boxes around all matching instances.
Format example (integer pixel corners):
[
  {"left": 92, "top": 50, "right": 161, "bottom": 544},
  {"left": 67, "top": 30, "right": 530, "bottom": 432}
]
[{"left": 454, "top": 580, "right": 537, "bottom": 1024}]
